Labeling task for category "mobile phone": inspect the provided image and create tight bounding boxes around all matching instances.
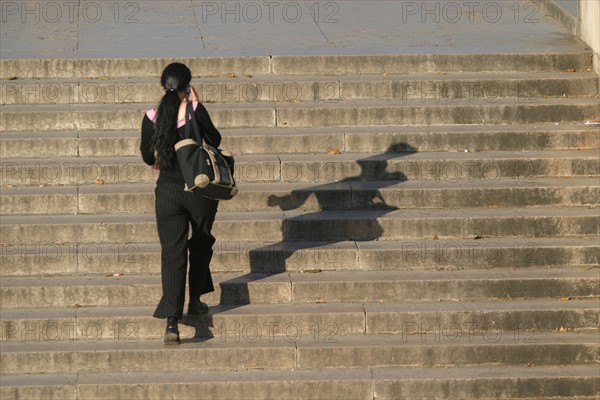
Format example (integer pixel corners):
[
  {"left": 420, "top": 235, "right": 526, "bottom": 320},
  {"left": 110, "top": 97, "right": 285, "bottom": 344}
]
[{"left": 185, "top": 86, "right": 191, "bottom": 95}]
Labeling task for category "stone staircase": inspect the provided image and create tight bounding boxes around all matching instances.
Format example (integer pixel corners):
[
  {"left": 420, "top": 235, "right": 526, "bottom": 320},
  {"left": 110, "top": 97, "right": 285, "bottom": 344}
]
[{"left": 0, "top": 53, "right": 599, "bottom": 399}]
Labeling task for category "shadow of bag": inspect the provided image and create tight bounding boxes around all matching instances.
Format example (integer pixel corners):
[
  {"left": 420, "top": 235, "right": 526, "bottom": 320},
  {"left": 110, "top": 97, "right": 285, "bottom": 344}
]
[{"left": 175, "top": 102, "right": 238, "bottom": 200}]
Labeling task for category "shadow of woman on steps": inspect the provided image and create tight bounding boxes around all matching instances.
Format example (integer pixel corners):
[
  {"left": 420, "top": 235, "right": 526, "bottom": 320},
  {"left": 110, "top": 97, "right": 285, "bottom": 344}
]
[{"left": 185, "top": 143, "right": 414, "bottom": 342}]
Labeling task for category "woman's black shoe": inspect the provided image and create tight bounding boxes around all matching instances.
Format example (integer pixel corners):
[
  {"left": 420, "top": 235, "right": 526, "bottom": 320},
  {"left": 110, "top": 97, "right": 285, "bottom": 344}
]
[
  {"left": 164, "top": 316, "right": 180, "bottom": 344},
  {"left": 188, "top": 298, "right": 209, "bottom": 315}
]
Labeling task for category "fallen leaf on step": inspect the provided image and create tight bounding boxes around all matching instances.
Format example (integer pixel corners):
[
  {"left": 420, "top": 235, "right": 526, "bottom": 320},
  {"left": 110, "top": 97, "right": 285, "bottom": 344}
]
[
  {"left": 96, "top": 179, "right": 105, "bottom": 185},
  {"left": 527, "top": 363, "right": 536, "bottom": 367},
  {"left": 565, "top": 69, "right": 576, "bottom": 73},
  {"left": 432, "top": 235, "right": 439, "bottom": 240},
  {"left": 558, "top": 325, "right": 568, "bottom": 332},
  {"left": 328, "top": 149, "right": 341, "bottom": 155},
  {"left": 9, "top": 76, "right": 18, "bottom": 80},
  {"left": 226, "top": 73, "right": 237, "bottom": 78},
  {"left": 560, "top": 297, "right": 573, "bottom": 301}
]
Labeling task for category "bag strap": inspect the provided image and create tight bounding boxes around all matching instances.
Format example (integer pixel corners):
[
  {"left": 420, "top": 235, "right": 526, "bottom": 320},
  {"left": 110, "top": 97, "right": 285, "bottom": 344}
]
[{"left": 184, "top": 101, "right": 204, "bottom": 144}]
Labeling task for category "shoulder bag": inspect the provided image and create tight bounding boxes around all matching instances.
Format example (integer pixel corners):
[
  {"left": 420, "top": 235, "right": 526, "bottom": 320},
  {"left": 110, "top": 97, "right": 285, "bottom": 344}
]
[{"left": 174, "top": 102, "right": 238, "bottom": 200}]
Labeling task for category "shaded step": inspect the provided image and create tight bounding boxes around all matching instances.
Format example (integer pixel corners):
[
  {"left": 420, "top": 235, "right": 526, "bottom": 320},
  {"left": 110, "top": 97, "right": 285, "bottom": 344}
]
[
  {"left": 2, "top": 72, "right": 597, "bottom": 105},
  {"left": 2, "top": 365, "right": 598, "bottom": 400},
  {"left": 1, "top": 238, "right": 597, "bottom": 277},
  {"left": 1, "top": 98, "right": 598, "bottom": 132},
  {"left": 1, "top": 269, "right": 597, "bottom": 309},
  {"left": 2, "top": 124, "right": 598, "bottom": 158},
  {"left": 1, "top": 332, "right": 597, "bottom": 374},
  {"left": 1, "top": 150, "right": 598, "bottom": 186},
  {"left": 1, "top": 53, "right": 592, "bottom": 79},
  {"left": 1, "top": 207, "right": 597, "bottom": 244},
  {"left": 2, "top": 178, "right": 598, "bottom": 215}
]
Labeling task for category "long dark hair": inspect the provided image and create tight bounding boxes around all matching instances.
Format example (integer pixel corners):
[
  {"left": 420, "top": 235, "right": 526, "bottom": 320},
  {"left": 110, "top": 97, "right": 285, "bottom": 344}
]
[{"left": 151, "top": 62, "right": 192, "bottom": 170}]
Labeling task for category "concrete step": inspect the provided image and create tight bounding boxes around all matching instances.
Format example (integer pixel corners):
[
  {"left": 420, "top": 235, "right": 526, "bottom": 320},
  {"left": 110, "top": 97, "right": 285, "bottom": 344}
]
[
  {"left": 1, "top": 150, "right": 597, "bottom": 187},
  {"left": 1, "top": 269, "right": 597, "bottom": 310},
  {"left": 1, "top": 207, "right": 597, "bottom": 244},
  {"left": 2, "top": 72, "right": 597, "bottom": 105},
  {"left": 0, "top": 102, "right": 275, "bottom": 131},
  {"left": 2, "top": 365, "right": 598, "bottom": 400},
  {"left": 0, "top": 49, "right": 596, "bottom": 400},
  {"left": 273, "top": 98, "right": 600, "bottom": 128},
  {"left": 2, "top": 123, "right": 598, "bottom": 158},
  {"left": 0, "top": 53, "right": 593, "bottom": 79},
  {"left": 1, "top": 299, "right": 598, "bottom": 344},
  {"left": 270, "top": 53, "right": 596, "bottom": 76},
  {"left": 1, "top": 43, "right": 596, "bottom": 400},
  {"left": 0, "top": 302, "right": 365, "bottom": 342},
  {"left": 2, "top": 237, "right": 597, "bottom": 277},
  {"left": 1, "top": 331, "right": 597, "bottom": 374},
  {"left": 1, "top": 296, "right": 600, "bottom": 344},
  {"left": 2, "top": 178, "right": 598, "bottom": 215},
  {"left": 1, "top": 98, "right": 598, "bottom": 132}
]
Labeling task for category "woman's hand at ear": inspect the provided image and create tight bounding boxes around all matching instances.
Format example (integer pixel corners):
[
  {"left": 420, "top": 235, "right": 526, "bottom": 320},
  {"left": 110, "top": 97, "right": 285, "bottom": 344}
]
[{"left": 188, "top": 85, "right": 199, "bottom": 102}]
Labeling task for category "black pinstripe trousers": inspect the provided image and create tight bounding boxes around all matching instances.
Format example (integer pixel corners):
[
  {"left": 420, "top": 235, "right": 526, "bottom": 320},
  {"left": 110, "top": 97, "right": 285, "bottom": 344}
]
[{"left": 153, "top": 182, "right": 218, "bottom": 319}]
